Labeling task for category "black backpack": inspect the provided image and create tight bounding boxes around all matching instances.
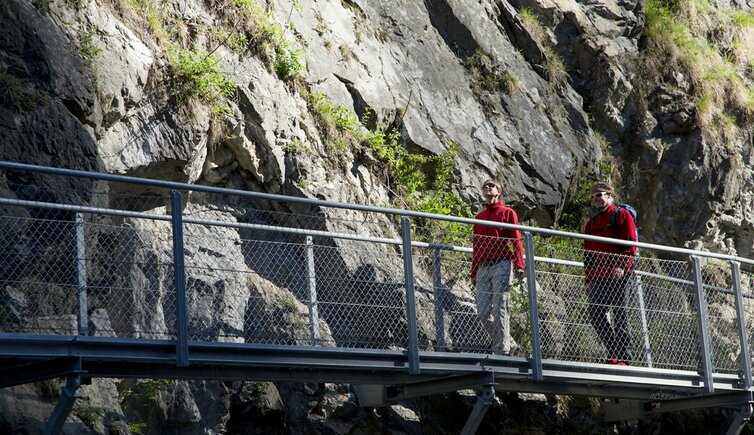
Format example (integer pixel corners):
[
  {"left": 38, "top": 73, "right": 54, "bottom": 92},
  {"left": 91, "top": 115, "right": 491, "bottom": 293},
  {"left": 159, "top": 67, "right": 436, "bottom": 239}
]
[{"left": 610, "top": 204, "right": 639, "bottom": 258}]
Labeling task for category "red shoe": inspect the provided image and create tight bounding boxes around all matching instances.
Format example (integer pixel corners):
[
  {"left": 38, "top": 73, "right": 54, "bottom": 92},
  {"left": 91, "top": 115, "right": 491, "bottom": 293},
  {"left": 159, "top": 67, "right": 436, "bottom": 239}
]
[
  {"left": 616, "top": 361, "right": 628, "bottom": 366},
  {"left": 605, "top": 357, "right": 618, "bottom": 365}
]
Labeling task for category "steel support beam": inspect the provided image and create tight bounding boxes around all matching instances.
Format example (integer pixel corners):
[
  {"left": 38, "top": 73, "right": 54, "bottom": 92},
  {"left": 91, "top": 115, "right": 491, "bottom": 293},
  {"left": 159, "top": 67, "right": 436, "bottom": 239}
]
[
  {"left": 386, "top": 372, "right": 496, "bottom": 402},
  {"left": 726, "top": 404, "right": 753, "bottom": 435},
  {"left": 461, "top": 383, "right": 495, "bottom": 435},
  {"left": 43, "top": 375, "right": 81, "bottom": 435},
  {"left": 0, "top": 357, "right": 83, "bottom": 389}
]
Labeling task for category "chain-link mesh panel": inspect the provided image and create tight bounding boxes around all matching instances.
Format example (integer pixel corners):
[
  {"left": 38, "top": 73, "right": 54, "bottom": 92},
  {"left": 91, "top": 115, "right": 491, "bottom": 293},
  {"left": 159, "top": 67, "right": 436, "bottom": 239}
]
[
  {"left": 0, "top": 214, "right": 77, "bottom": 334},
  {"left": 633, "top": 257, "right": 700, "bottom": 370},
  {"left": 699, "top": 261, "right": 740, "bottom": 374},
  {"left": 530, "top": 235, "right": 591, "bottom": 362},
  {"left": 313, "top": 240, "right": 408, "bottom": 349},
  {"left": 86, "top": 215, "right": 176, "bottom": 339}
]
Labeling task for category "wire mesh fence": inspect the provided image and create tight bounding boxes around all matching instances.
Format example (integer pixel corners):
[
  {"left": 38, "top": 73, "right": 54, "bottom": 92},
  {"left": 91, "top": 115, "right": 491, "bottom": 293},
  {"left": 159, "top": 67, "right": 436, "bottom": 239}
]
[{"left": 1, "top": 167, "right": 754, "bottom": 380}]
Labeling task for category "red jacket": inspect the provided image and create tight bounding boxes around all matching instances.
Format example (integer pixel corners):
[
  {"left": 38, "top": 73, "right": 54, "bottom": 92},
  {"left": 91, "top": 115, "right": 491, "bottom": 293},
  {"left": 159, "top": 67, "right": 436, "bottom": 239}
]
[
  {"left": 583, "top": 204, "right": 637, "bottom": 284},
  {"left": 470, "top": 201, "right": 525, "bottom": 279}
]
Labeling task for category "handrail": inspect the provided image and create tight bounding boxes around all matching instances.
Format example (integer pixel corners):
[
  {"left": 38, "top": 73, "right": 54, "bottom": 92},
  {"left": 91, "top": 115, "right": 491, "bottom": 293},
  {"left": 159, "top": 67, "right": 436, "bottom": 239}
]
[
  {"left": 0, "top": 195, "right": 745, "bottom": 297},
  {"left": 2, "top": 161, "right": 753, "bottom": 266}
]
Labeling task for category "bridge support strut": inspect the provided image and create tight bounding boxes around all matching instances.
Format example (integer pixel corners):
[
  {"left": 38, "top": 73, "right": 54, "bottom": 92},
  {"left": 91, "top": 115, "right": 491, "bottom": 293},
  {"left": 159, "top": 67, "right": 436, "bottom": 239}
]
[
  {"left": 460, "top": 384, "right": 495, "bottom": 435},
  {"left": 726, "top": 403, "right": 753, "bottom": 435},
  {"left": 43, "top": 374, "right": 81, "bottom": 435}
]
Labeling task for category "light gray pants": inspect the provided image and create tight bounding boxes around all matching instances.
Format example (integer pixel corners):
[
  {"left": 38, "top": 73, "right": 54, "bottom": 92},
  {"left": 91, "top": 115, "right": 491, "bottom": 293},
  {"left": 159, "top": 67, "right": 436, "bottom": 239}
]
[{"left": 475, "top": 259, "right": 513, "bottom": 355}]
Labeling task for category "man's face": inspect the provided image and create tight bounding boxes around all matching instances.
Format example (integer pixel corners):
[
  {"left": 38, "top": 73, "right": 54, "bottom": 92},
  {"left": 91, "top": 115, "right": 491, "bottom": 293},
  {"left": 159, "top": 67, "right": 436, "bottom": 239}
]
[
  {"left": 591, "top": 191, "right": 612, "bottom": 209},
  {"left": 482, "top": 182, "right": 499, "bottom": 201}
]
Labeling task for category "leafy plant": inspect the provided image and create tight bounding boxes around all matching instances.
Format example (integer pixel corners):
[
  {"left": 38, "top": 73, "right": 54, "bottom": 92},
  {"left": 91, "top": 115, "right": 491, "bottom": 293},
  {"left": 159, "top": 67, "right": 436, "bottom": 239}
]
[
  {"left": 77, "top": 29, "right": 101, "bottom": 68},
  {"left": 169, "top": 48, "right": 236, "bottom": 107},
  {"left": 260, "top": 2, "right": 306, "bottom": 82}
]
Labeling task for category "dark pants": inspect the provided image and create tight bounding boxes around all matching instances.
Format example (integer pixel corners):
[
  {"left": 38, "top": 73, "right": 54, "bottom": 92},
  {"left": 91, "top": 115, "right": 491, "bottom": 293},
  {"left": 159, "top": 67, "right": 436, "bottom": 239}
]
[{"left": 588, "top": 277, "right": 632, "bottom": 363}]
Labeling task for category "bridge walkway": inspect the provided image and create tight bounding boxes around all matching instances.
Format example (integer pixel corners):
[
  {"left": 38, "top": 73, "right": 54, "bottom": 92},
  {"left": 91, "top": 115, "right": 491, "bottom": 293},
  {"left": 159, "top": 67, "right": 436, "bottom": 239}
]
[{"left": 0, "top": 162, "right": 753, "bottom": 433}]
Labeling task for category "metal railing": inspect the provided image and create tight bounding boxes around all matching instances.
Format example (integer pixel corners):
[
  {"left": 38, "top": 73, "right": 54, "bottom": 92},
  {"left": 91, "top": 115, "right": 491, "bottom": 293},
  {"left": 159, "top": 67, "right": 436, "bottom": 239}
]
[{"left": 1, "top": 162, "right": 754, "bottom": 393}]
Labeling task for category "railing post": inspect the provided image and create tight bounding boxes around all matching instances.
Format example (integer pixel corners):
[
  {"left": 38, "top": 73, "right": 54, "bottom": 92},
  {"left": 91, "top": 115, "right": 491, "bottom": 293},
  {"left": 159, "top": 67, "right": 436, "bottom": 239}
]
[
  {"left": 306, "top": 236, "right": 321, "bottom": 346},
  {"left": 401, "top": 217, "right": 420, "bottom": 375},
  {"left": 523, "top": 232, "right": 542, "bottom": 382},
  {"left": 170, "top": 190, "right": 189, "bottom": 367},
  {"left": 432, "top": 247, "right": 446, "bottom": 352},
  {"left": 730, "top": 261, "right": 752, "bottom": 388},
  {"left": 75, "top": 213, "right": 88, "bottom": 336},
  {"left": 690, "top": 255, "right": 714, "bottom": 393},
  {"left": 634, "top": 275, "right": 653, "bottom": 367}
]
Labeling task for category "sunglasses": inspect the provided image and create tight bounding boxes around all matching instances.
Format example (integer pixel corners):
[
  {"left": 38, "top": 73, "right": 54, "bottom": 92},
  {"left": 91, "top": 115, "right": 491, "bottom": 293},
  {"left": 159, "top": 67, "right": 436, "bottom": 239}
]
[
  {"left": 483, "top": 183, "right": 497, "bottom": 189},
  {"left": 591, "top": 191, "right": 610, "bottom": 199}
]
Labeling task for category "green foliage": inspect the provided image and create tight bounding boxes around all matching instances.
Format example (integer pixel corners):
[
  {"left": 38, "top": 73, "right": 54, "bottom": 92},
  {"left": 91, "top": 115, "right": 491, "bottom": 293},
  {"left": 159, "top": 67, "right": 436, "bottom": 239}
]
[
  {"left": 464, "top": 49, "right": 522, "bottom": 96},
  {"left": 558, "top": 157, "right": 612, "bottom": 232},
  {"left": 169, "top": 48, "right": 236, "bottom": 108},
  {"left": 260, "top": 5, "right": 305, "bottom": 82},
  {"left": 543, "top": 47, "right": 567, "bottom": 84},
  {"left": 128, "top": 423, "right": 147, "bottom": 434},
  {"left": 395, "top": 144, "right": 471, "bottom": 244},
  {"left": 33, "top": 0, "right": 52, "bottom": 13},
  {"left": 120, "top": 379, "right": 172, "bottom": 404},
  {"left": 77, "top": 29, "right": 101, "bottom": 68},
  {"left": 306, "top": 92, "right": 471, "bottom": 242},
  {"left": 731, "top": 10, "right": 754, "bottom": 27},
  {"left": 284, "top": 138, "right": 311, "bottom": 154},
  {"left": 641, "top": 0, "right": 754, "bottom": 144},
  {"left": 518, "top": 8, "right": 547, "bottom": 43},
  {"left": 307, "top": 91, "right": 362, "bottom": 153},
  {"left": 510, "top": 276, "right": 531, "bottom": 351},
  {"left": 73, "top": 406, "right": 102, "bottom": 428}
]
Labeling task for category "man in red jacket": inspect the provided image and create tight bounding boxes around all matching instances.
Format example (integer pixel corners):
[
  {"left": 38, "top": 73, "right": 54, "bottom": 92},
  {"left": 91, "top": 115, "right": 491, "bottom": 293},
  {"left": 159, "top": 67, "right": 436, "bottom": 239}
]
[
  {"left": 583, "top": 181, "right": 637, "bottom": 366},
  {"left": 470, "top": 179, "right": 525, "bottom": 355}
]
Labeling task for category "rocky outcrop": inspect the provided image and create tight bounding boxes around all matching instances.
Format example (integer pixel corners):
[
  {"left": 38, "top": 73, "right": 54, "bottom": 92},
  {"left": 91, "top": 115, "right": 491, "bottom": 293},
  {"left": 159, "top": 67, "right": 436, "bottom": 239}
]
[{"left": 1, "top": 0, "right": 753, "bottom": 433}]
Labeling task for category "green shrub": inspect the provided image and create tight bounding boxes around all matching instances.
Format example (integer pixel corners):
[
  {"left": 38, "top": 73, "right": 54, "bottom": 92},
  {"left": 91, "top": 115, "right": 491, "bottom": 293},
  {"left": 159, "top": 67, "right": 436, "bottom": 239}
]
[
  {"left": 77, "top": 29, "right": 101, "bottom": 68},
  {"left": 641, "top": 0, "right": 753, "bottom": 144},
  {"left": 170, "top": 48, "right": 236, "bottom": 106}
]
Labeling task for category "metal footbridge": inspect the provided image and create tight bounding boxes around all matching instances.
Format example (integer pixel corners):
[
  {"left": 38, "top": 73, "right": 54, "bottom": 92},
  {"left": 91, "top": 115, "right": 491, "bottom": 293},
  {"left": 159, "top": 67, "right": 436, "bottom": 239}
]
[{"left": 1, "top": 162, "right": 753, "bottom": 434}]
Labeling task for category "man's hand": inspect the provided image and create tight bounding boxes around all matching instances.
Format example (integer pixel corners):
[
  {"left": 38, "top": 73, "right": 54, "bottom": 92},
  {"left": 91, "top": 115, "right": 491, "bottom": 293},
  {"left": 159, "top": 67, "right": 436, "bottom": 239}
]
[
  {"left": 584, "top": 282, "right": 591, "bottom": 294},
  {"left": 514, "top": 268, "right": 525, "bottom": 280},
  {"left": 610, "top": 267, "right": 625, "bottom": 279}
]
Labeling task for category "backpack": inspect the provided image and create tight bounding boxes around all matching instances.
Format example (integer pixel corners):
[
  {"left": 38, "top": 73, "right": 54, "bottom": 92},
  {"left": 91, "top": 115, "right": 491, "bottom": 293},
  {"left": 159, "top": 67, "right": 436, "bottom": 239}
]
[{"left": 609, "top": 204, "right": 639, "bottom": 258}]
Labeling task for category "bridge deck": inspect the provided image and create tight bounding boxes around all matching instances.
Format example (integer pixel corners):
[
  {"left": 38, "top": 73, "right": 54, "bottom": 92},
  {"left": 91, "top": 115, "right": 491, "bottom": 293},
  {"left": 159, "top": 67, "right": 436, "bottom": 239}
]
[{"left": 1, "top": 162, "right": 753, "bottom": 432}]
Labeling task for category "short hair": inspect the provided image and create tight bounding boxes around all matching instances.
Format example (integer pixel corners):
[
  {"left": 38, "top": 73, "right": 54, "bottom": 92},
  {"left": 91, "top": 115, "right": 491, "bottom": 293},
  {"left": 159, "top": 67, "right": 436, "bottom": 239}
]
[
  {"left": 481, "top": 178, "right": 500, "bottom": 189},
  {"left": 590, "top": 181, "right": 613, "bottom": 195}
]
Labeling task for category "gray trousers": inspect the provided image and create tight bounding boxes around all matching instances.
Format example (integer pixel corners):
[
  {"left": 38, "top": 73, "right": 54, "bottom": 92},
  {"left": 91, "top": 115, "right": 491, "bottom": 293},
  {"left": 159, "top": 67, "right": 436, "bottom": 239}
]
[{"left": 475, "top": 260, "right": 513, "bottom": 355}]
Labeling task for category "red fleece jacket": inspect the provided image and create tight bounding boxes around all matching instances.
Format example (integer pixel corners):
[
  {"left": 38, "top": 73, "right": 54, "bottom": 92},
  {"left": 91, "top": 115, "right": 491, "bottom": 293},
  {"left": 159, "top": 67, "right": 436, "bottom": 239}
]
[
  {"left": 470, "top": 201, "right": 525, "bottom": 280},
  {"left": 583, "top": 204, "right": 637, "bottom": 284}
]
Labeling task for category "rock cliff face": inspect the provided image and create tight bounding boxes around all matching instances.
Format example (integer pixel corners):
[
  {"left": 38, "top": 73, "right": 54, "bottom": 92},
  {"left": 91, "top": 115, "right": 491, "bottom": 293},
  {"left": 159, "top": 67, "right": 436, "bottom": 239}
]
[{"left": 1, "top": 0, "right": 753, "bottom": 432}]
